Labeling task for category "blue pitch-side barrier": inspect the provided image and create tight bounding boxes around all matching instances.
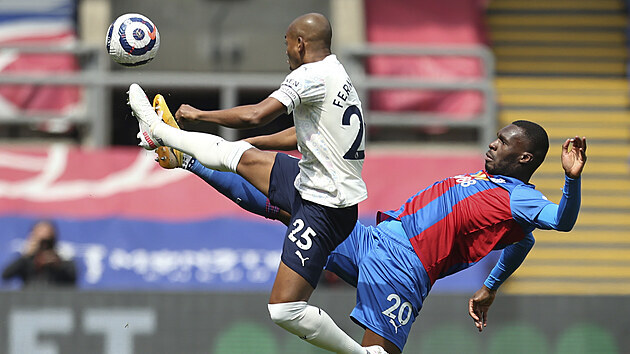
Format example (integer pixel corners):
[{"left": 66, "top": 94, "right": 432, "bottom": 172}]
[
  {"left": 0, "top": 215, "right": 497, "bottom": 292},
  {"left": 0, "top": 216, "right": 284, "bottom": 291}
]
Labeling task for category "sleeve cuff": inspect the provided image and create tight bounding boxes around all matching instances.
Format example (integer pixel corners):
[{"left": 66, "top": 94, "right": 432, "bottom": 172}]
[{"left": 484, "top": 277, "right": 501, "bottom": 291}]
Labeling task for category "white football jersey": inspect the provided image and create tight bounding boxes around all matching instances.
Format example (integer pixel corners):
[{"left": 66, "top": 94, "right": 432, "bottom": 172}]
[{"left": 270, "top": 55, "right": 367, "bottom": 208}]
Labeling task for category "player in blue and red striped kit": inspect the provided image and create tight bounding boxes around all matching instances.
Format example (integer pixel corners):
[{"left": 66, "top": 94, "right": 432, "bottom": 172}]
[{"left": 156, "top": 119, "right": 586, "bottom": 354}]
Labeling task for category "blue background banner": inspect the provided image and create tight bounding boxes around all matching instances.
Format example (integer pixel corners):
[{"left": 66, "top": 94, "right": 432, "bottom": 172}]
[
  {"left": 0, "top": 216, "right": 285, "bottom": 291},
  {"left": 0, "top": 216, "right": 497, "bottom": 292}
]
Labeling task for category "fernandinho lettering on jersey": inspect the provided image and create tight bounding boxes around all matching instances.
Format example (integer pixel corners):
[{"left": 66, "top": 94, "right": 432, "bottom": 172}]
[
  {"left": 270, "top": 55, "right": 367, "bottom": 208},
  {"left": 332, "top": 78, "right": 354, "bottom": 108}
]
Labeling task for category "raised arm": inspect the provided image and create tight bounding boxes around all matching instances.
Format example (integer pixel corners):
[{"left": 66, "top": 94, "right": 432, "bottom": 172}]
[
  {"left": 244, "top": 127, "right": 297, "bottom": 151},
  {"left": 535, "top": 136, "right": 587, "bottom": 231},
  {"left": 562, "top": 136, "right": 587, "bottom": 179},
  {"left": 175, "top": 97, "right": 287, "bottom": 129}
]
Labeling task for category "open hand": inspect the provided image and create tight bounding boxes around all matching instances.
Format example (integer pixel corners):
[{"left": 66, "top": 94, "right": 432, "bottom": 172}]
[
  {"left": 562, "top": 136, "right": 587, "bottom": 179},
  {"left": 468, "top": 286, "right": 496, "bottom": 332}
]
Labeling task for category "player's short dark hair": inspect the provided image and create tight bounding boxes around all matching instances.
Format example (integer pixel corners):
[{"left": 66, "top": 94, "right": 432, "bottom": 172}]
[{"left": 512, "top": 120, "right": 549, "bottom": 170}]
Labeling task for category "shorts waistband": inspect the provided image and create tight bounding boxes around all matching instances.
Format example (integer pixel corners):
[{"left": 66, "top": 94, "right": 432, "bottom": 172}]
[{"left": 376, "top": 218, "right": 412, "bottom": 248}]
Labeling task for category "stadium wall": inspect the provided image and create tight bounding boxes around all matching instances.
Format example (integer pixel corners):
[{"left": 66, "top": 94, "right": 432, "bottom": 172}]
[
  {"left": 364, "top": 0, "right": 489, "bottom": 116},
  {"left": 108, "top": 0, "right": 329, "bottom": 73},
  {"left": 0, "top": 290, "right": 627, "bottom": 354}
]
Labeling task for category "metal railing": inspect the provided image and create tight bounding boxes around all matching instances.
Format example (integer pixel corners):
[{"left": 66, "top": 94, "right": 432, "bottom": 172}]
[
  {"left": 341, "top": 45, "right": 497, "bottom": 148},
  {"left": 0, "top": 44, "right": 496, "bottom": 148}
]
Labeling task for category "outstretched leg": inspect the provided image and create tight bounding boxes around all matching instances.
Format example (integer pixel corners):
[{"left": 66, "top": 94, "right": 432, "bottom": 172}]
[{"left": 129, "top": 83, "right": 274, "bottom": 197}]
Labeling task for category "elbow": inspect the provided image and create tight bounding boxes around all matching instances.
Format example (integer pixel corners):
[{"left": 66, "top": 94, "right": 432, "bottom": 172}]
[
  {"left": 556, "top": 224, "right": 574, "bottom": 232},
  {"left": 241, "top": 112, "right": 264, "bottom": 127},
  {"left": 241, "top": 106, "right": 269, "bottom": 127},
  {"left": 557, "top": 217, "right": 578, "bottom": 232},
  {"left": 555, "top": 220, "right": 576, "bottom": 232}
]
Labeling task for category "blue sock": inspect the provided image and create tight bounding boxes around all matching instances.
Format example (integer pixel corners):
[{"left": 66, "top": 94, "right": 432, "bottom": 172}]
[{"left": 188, "top": 159, "right": 280, "bottom": 220}]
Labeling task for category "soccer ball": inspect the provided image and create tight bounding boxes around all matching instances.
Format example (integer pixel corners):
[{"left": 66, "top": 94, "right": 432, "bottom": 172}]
[{"left": 105, "top": 13, "right": 160, "bottom": 67}]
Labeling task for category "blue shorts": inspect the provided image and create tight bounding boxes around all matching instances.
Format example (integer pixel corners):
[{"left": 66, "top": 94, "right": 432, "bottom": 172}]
[
  {"left": 268, "top": 153, "right": 358, "bottom": 288},
  {"left": 326, "top": 218, "right": 431, "bottom": 351}
]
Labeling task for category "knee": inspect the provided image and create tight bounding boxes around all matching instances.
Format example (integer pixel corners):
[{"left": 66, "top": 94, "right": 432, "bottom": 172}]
[
  {"left": 218, "top": 140, "right": 254, "bottom": 172},
  {"left": 267, "top": 301, "right": 308, "bottom": 332},
  {"left": 267, "top": 301, "right": 307, "bottom": 325}
]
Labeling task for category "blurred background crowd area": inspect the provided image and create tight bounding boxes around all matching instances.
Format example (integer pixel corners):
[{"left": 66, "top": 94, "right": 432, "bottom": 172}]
[{"left": 0, "top": 1, "right": 629, "bottom": 353}]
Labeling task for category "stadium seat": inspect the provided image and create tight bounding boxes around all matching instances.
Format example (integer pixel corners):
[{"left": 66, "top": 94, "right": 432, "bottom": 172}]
[{"left": 487, "top": 0, "right": 630, "bottom": 295}]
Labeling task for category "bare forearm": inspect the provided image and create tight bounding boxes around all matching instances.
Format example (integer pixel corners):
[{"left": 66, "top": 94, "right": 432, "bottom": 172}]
[
  {"left": 194, "top": 105, "right": 265, "bottom": 128},
  {"left": 177, "top": 97, "right": 286, "bottom": 129},
  {"left": 245, "top": 127, "right": 297, "bottom": 151}
]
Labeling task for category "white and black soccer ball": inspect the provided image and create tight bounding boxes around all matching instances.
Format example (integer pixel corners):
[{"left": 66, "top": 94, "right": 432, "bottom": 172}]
[{"left": 105, "top": 13, "right": 160, "bottom": 67}]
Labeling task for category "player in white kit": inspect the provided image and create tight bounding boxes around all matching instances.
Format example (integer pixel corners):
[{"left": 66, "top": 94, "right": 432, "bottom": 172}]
[{"left": 128, "top": 13, "right": 386, "bottom": 354}]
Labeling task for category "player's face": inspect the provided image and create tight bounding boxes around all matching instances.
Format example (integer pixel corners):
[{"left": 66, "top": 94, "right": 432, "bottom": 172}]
[
  {"left": 485, "top": 124, "right": 529, "bottom": 176},
  {"left": 285, "top": 31, "right": 302, "bottom": 70}
]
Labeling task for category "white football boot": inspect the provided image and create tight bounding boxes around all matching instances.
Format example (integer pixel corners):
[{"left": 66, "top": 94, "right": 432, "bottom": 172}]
[
  {"left": 153, "top": 94, "right": 184, "bottom": 169},
  {"left": 128, "top": 83, "right": 161, "bottom": 150}
]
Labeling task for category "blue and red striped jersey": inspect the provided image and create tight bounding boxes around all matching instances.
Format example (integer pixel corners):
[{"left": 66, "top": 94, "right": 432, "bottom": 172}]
[{"left": 378, "top": 170, "right": 552, "bottom": 284}]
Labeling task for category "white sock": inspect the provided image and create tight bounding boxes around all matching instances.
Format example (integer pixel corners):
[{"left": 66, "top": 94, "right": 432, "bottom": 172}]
[
  {"left": 152, "top": 122, "right": 252, "bottom": 172},
  {"left": 268, "top": 302, "right": 365, "bottom": 354}
]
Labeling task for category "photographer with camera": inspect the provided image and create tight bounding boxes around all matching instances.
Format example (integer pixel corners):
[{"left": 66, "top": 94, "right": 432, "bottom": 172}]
[{"left": 2, "top": 220, "right": 77, "bottom": 289}]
